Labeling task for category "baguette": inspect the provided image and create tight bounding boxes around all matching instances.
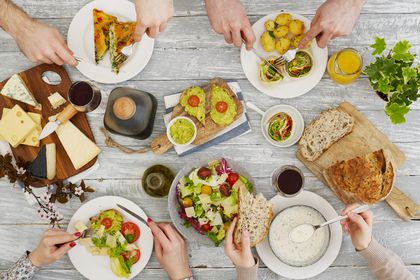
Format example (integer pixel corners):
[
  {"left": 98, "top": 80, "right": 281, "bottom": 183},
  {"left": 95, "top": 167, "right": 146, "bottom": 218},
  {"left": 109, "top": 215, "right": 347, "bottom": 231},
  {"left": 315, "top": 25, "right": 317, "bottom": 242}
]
[
  {"left": 298, "top": 108, "right": 354, "bottom": 161},
  {"left": 234, "top": 185, "right": 272, "bottom": 247}
]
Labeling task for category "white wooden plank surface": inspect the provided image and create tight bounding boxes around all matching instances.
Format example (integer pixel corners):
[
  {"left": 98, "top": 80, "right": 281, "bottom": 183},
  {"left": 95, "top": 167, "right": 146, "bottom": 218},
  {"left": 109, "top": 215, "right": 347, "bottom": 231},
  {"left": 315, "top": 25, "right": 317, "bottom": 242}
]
[{"left": 0, "top": 0, "right": 419, "bottom": 279}]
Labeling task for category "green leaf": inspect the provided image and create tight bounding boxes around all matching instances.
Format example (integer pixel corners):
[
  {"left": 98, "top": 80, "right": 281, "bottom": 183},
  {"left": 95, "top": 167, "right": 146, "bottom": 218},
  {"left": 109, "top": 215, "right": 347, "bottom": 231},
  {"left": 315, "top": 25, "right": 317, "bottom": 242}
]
[
  {"left": 402, "top": 67, "right": 417, "bottom": 84},
  {"left": 385, "top": 103, "right": 410, "bottom": 124},
  {"left": 370, "top": 37, "right": 386, "bottom": 55},
  {"left": 392, "top": 40, "right": 415, "bottom": 62},
  {"left": 377, "top": 78, "right": 393, "bottom": 94}
]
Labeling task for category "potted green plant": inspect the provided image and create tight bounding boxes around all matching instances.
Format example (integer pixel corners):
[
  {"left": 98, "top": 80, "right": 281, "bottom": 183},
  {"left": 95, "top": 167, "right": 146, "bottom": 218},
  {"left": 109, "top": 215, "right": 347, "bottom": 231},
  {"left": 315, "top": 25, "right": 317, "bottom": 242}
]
[{"left": 363, "top": 37, "right": 420, "bottom": 124}]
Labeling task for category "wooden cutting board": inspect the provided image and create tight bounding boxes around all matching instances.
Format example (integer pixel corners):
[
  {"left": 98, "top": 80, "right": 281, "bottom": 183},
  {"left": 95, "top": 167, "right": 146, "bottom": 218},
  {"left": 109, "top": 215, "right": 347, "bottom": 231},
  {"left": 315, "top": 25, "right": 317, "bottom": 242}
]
[
  {"left": 297, "top": 102, "right": 419, "bottom": 220},
  {"left": 0, "top": 64, "right": 98, "bottom": 187},
  {"left": 150, "top": 78, "right": 244, "bottom": 154}
]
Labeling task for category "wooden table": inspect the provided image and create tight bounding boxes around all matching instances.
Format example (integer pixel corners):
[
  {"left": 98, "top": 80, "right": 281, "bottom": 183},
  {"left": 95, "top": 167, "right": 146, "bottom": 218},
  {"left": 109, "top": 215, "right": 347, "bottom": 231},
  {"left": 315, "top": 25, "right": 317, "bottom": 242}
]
[{"left": 1, "top": 1, "right": 419, "bottom": 279}]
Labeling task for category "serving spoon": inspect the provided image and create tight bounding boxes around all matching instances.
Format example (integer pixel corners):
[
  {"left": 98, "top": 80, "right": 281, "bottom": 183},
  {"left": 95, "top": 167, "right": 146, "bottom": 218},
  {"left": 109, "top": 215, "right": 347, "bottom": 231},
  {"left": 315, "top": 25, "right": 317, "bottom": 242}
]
[{"left": 289, "top": 204, "right": 370, "bottom": 243}]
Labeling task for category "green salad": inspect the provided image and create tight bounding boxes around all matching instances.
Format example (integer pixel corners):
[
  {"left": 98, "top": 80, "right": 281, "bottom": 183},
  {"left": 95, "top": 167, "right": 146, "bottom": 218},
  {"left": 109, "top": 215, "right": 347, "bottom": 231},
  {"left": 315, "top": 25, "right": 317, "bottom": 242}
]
[{"left": 177, "top": 159, "right": 253, "bottom": 246}]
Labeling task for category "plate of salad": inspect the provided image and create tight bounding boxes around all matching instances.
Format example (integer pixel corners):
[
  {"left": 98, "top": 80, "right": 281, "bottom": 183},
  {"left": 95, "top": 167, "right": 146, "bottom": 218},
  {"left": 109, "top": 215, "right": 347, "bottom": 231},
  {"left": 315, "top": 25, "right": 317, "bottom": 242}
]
[
  {"left": 68, "top": 196, "right": 153, "bottom": 279},
  {"left": 168, "top": 158, "right": 254, "bottom": 246}
]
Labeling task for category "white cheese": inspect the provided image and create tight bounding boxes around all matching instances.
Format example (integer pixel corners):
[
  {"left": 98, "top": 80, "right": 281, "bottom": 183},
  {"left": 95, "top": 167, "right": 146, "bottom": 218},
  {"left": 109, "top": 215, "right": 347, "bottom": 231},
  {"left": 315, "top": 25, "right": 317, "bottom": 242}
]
[
  {"left": 79, "top": 238, "right": 93, "bottom": 247},
  {"left": 74, "top": 220, "right": 88, "bottom": 232},
  {"left": 106, "top": 235, "right": 117, "bottom": 248},
  {"left": 126, "top": 243, "right": 139, "bottom": 251},
  {"left": 55, "top": 121, "right": 101, "bottom": 170},
  {"left": 185, "top": 207, "right": 196, "bottom": 218},
  {"left": 198, "top": 217, "right": 209, "bottom": 226},
  {"left": 115, "top": 231, "right": 127, "bottom": 245},
  {"left": 211, "top": 212, "right": 223, "bottom": 226},
  {"left": 97, "top": 225, "right": 105, "bottom": 238},
  {"left": 48, "top": 92, "right": 66, "bottom": 109},
  {"left": 198, "top": 194, "right": 211, "bottom": 205},
  {"left": 46, "top": 143, "right": 56, "bottom": 180},
  {"left": 0, "top": 74, "right": 41, "bottom": 110}
]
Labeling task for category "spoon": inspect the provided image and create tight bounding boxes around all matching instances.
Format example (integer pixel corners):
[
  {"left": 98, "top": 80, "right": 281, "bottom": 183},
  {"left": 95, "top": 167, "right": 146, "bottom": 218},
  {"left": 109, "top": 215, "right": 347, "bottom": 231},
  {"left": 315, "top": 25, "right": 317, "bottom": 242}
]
[{"left": 289, "top": 204, "right": 370, "bottom": 243}]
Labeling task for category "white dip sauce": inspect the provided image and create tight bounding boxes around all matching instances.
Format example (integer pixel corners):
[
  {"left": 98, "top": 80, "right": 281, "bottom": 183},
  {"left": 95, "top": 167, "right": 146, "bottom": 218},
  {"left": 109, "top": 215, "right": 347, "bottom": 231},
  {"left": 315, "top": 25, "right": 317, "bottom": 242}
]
[{"left": 269, "top": 205, "right": 330, "bottom": 267}]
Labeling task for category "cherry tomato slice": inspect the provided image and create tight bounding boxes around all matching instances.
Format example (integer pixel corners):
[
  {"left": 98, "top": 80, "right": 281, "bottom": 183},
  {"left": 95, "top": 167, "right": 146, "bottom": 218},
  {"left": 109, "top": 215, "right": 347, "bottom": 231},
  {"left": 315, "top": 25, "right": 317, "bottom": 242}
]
[
  {"left": 215, "top": 101, "right": 228, "bottom": 113},
  {"left": 122, "top": 249, "right": 141, "bottom": 264},
  {"left": 201, "top": 223, "right": 212, "bottom": 232},
  {"left": 226, "top": 172, "right": 239, "bottom": 186},
  {"left": 101, "top": 218, "right": 113, "bottom": 230},
  {"left": 121, "top": 222, "right": 141, "bottom": 243},
  {"left": 187, "top": 95, "right": 200, "bottom": 107}
]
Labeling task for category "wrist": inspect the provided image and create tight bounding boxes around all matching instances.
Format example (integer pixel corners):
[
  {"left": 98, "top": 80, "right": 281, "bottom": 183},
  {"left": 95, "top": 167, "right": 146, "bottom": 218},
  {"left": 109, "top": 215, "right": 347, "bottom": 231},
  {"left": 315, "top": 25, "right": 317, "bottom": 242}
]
[
  {"left": 236, "top": 256, "right": 256, "bottom": 269},
  {"left": 170, "top": 268, "right": 193, "bottom": 280},
  {"left": 355, "top": 236, "right": 372, "bottom": 251},
  {"left": 28, "top": 251, "right": 43, "bottom": 268}
]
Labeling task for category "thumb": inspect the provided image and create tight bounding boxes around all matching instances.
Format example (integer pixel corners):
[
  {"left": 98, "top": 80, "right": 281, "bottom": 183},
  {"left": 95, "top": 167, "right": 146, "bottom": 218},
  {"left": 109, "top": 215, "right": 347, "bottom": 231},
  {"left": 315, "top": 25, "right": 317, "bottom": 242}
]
[
  {"left": 134, "top": 24, "right": 147, "bottom": 42},
  {"left": 52, "top": 241, "right": 76, "bottom": 259},
  {"left": 241, "top": 230, "right": 251, "bottom": 251},
  {"left": 348, "top": 212, "right": 367, "bottom": 229}
]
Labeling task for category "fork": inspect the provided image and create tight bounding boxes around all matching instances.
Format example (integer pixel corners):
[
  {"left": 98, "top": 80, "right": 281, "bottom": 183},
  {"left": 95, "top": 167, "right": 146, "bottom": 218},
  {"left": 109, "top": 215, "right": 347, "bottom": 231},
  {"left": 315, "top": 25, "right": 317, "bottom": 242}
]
[
  {"left": 114, "top": 44, "right": 135, "bottom": 67},
  {"left": 242, "top": 39, "right": 285, "bottom": 74},
  {"left": 283, "top": 49, "right": 298, "bottom": 63}
]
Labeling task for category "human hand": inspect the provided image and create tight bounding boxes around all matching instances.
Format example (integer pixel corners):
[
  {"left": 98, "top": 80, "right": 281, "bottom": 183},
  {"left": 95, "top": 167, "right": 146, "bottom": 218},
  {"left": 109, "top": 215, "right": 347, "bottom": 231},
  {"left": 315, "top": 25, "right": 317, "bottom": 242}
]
[
  {"left": 298, "top": 0, "right": 365, "bottom": 49},
  {"left": 340, "top": 203, "right": 373, "bottom": 251},
  {"left": 13, "top": 19, "right": 77, "bottom": 66},
  {"left": 224, "top": 218, "right": 255, "bottom": 268},
  {"left": 134, "top": 0, "right": 174, "bottom": 41},
  {"left": 204, "top": 0, "right": 256, "bottom": 50},
  {"left": 28, "top": 229, "right": 79, "bottom": 267},
  {"left": 147, "top": 219, "right": 192, "bottom": 280}
]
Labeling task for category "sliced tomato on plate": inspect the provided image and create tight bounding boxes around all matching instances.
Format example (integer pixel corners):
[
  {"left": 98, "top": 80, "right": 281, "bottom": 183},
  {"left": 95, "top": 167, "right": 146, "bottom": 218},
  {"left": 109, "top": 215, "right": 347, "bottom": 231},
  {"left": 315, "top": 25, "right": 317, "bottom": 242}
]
[
  {"left": 226, "top": 172, "right": 239, "bottom": 186},
  {"left": 121, "top": 222, "right": 141, "bottom": 243},
  {"left": 187, "top": 95, "right": 200, "bottom": 107},
  {"left": 122, "top": 249, "right": 141, "bottom": 264},
  {"left": 101, "top": 218, "right": 113, "bottom": 229},
  {"left": 201, "top": 223, "right": 212, "bottom": 232}
]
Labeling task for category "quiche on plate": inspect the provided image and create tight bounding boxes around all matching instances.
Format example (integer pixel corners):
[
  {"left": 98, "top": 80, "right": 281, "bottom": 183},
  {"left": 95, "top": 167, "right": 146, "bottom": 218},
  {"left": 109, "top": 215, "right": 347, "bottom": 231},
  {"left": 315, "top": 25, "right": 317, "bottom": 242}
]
[
  {"left": 109, "top": 21, "right": 137, "bottom": 74},
  {"left": 93, "top": 9, "right": 117, "bottom": 64}
]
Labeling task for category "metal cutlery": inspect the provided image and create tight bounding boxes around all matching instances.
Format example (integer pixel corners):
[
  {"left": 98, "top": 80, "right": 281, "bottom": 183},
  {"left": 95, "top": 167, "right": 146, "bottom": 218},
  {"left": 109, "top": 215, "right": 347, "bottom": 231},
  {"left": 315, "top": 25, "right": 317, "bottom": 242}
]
[{"left": 117, "top": 203, "right": 150, "bottom": 229}]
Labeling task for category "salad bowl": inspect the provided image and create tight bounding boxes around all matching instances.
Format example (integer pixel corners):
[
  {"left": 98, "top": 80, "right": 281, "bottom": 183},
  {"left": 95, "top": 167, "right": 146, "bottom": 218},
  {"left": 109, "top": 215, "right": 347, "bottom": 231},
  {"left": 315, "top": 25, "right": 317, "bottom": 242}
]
[{"left": 168, "top": 158, "right": 255, "bottom": 246}]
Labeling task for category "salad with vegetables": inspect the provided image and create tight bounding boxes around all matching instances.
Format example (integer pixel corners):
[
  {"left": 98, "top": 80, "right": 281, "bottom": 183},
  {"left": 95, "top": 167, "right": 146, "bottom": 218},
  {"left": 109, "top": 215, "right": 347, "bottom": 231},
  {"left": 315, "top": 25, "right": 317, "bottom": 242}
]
[
  {"left": 74, "top": 209, "right": 141, "bottom": 278},
  {"left": 286, "top": 51, "right": 313, "bottom": 78},
  {"left": 267, "top": 112, "right": 293, "bottom": 142},
  {"left": 177, "top": 159, "right": 253, "bottom": 246}
]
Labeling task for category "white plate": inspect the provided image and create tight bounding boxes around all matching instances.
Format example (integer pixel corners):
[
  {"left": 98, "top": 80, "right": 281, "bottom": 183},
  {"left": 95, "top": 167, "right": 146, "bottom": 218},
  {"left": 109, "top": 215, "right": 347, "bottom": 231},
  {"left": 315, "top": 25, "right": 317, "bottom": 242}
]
[
  {"left": 256, "top": 191, "right": 342, "bottom": 279},
  {"left": 68, "top": 0, "right": 154, "bottom": 84},
  {"left": 67, "top": 196, "right": 153, "bottom": 280},
  {"left": 240, "top": 11, "right": 328, "bottom": 99},
  {"left": 168, "top": 158, "right": 254, "bottom": 246}
]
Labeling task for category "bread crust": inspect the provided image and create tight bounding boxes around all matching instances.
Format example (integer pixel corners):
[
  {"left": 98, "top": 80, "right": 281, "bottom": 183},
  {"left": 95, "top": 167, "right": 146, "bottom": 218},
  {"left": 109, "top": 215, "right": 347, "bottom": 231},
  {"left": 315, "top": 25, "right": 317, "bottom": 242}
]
[{"left": 323, "top": 149, "right": 395, "bottom": 204}]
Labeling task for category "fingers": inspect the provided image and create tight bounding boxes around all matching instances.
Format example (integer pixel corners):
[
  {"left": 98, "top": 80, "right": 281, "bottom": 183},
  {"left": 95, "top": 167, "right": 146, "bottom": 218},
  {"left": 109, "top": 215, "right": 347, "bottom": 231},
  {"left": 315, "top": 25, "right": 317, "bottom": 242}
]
[
  {"left": 44, "top": 229, "right": 66, "bottom": 236},
  {"left": 359, "top": 210, "right": 373, "bottom": 227},
  {"left": 52, "top": 241, "right": 76, "bottom": 260},
  {"left": 240, "top": 230, "right": 251, "bottom": 250},
  {"left": 154, "top": 237, "right": 163, "bottom": 260},
  {"left": 146, "top": 25, "right": 160, "bottom": 39},
  {"left": 157, "top": 223, "right": 181, "bottom": 242},
  {"left": 43, "top": 232, "right": 78, "bottom": 247},
  {"left": 224, "top": 218, "right": 237, "bottom": 252},
  {"left": 316, "top": 31, "right": 332, "bottom": 48},
  {"left": 223, "top": 30, "right": 233, "bottom": 45},
  {"left": 347, "top": 211, "right": 368, "bottom": 229},
  {"left": 341, "top": 203, "right": 360, "bottom": 216},
  {"left": 241, "top": 27, "right": 256, "bottom": 50},
  {"left": 54, "top": 44, "right": 77, "bottom": 67},
  {"left": 159, "top": 22, "right": 168, "bottom": 33},
  {"left": 231, "top": 28, "right": 242, "bottom": 48},
  {"left": 134, "top": 24, "right": 147, "bottom": 42},
  {"left": 148, "top": 220, "right": 171, "bottom": 249},
  {"left": 298, "top": 23, "right": 322, "bottom": 49}
]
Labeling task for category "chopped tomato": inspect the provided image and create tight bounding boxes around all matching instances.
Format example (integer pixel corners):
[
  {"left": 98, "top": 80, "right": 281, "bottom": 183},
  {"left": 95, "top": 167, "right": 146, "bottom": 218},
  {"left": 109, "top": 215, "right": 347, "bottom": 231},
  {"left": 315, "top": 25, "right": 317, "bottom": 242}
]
[
  {"left": 187, "top": 95, "right": 200, "bottom": 107},
  {"left": 122, "top": 249, "right": 141, "bottom": 264},
  {"left": 101, "top": 218, "right": 113, "bottom": 229},
  {"left": 201, "top": 223, "right": 212, "bottom": 232},
  {"left": 215, "top": 101, "right": 228, "bottom": 113},
  {"left": 226, "top": 173, "right": 239, "bottom": 186},
  {"left": 121, "top": 222, "right": 141, "bottom": 243},
  {"left": 97, "top": 16, "right": 103, "bottom": 22}
]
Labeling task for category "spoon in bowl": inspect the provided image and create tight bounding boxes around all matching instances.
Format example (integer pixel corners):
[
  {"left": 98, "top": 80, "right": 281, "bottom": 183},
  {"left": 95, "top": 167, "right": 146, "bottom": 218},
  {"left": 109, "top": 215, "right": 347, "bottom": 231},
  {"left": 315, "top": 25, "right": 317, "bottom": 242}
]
[{"left": 289, "top": 204, "right": 370, "bottom": 243}]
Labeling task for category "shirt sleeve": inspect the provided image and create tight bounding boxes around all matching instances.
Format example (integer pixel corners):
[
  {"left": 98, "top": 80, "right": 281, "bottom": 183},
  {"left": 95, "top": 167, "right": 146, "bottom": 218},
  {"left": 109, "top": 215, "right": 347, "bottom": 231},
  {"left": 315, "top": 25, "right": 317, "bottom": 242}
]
[
  {"left": 0, "top": 252, "right": 39, "bottom": 280},
  {"left": 358, "top": 238, "right": 415, "bottom": 280},
  {"left": 235, "top": 256, "right": 259, "bottom": 280}
]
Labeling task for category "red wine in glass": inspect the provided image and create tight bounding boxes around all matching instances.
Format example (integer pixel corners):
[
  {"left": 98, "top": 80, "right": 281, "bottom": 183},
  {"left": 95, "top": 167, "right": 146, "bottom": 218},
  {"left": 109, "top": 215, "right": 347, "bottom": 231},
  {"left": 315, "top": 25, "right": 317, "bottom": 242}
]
[{"left": 68, "top": 81, "right": 101, "bottom": 112}]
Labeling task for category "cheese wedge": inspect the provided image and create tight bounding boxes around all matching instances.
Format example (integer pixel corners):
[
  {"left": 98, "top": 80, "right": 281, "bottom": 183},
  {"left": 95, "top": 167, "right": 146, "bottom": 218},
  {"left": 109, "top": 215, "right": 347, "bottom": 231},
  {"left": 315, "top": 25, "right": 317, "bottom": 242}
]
[
  {"left": 0, "top": 105, "right": 37, "bottom": 148},
  {"left": 56, "top": 121, "right": 100, "bottom": 170},
  {"left": 1, "top": 74, "right": 41, "bottom": 110},
  {"left": 0, "top": 108, "right": 42, "bottom": 147},
  {"left": 48, "top": 92, "right": 66, "bottom": 109}
]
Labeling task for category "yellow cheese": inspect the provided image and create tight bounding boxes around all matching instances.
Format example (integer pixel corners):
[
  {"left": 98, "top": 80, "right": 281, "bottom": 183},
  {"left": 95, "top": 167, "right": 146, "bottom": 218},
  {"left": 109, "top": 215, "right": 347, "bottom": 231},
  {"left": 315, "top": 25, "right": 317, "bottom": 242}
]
[
  {"left": 48, "top": 92, "right": 66, "bottom": 109},
  {"left": 0, "top": 105, "right": 37, "bottom": 148},
  {"left": 0, "top": 108, "right": 42, "bottom": 147},
  {"left": 56, "top": 121, "right": 100, "bottom": 170}
]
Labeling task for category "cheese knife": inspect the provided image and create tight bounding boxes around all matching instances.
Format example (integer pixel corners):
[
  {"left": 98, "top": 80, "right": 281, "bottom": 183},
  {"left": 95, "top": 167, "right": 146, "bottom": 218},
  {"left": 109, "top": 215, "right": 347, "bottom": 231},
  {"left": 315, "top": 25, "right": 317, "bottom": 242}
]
[
  {"left": 39, "top": 104, "right": 78, "bottom": 140},
  {"left": 116, "top": 204, "right": 150, "bottom": 229}
]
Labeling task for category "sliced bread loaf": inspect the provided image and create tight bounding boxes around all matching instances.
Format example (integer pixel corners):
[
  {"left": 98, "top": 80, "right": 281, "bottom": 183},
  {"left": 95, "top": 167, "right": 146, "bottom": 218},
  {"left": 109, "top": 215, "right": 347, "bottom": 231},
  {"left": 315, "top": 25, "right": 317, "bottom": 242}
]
[
  {"left": 234, "top": 185, "right": 272, "bottom": 247},
  {"left": 298, "top": 108, "right": 354, "bottom": 161}
]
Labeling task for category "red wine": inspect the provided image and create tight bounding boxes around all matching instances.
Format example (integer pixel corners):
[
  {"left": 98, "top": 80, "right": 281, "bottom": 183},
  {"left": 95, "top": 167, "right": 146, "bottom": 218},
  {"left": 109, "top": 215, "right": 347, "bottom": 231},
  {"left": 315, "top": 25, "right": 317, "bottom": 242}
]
[
  {"left": 277, "top": 169, "right": 303, "bottom": 195},
  {"left": 68, "top": 81, "right": 101, "bottom": 112}
]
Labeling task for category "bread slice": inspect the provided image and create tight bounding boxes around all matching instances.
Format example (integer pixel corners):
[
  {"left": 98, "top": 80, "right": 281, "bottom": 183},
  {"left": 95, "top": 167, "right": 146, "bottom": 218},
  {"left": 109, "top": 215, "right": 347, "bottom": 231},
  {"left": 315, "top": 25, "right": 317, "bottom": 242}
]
[
  {"left": 234, "top": 185, "right": 272, "bottom": 247},
  {"left": 323, "top": 149, "right": 395, "bottom": 204},
  {"left": 298, "top": 108, "right": 354, "bottom": 161}
]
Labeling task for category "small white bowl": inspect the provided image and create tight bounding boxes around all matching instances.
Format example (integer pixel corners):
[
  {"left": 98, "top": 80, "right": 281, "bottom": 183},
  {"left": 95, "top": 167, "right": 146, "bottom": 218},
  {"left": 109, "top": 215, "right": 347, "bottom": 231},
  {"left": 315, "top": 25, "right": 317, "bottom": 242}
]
[
  {"left": 166, "top": 116, "right": 197, "bottom": 146},
  {"left": 261, "top": 105, "right": 304, "bottom": 148}
]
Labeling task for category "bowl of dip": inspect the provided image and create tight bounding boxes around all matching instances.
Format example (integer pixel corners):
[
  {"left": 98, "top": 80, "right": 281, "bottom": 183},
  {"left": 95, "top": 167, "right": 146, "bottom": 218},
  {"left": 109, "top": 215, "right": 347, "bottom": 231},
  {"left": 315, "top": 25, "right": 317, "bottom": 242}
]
[
  {"left": 167, "top": 116, "right": 197, "bottom": 146},
  {"left": 256, "top": 191, "right": 342, "bottom": 279}
]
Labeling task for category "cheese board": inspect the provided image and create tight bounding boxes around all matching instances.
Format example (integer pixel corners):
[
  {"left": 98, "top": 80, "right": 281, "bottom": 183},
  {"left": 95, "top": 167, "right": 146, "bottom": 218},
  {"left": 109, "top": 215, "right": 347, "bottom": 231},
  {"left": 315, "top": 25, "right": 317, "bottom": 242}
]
[
  {"left": 297, "top": 102, "right": 419, "bottom": 220},
  {"left": 150, "top": 78, "right": 245, "bottom": 155},
  {"left": 0, "top": 64, "right": 99, "bottom": 187}
]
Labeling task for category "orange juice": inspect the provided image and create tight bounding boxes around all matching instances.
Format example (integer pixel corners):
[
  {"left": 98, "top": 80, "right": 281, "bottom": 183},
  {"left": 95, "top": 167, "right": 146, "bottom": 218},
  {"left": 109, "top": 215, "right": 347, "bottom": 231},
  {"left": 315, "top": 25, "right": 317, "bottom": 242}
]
[{"left": 327, "top": 48, "right": 362, "bottom": 85}]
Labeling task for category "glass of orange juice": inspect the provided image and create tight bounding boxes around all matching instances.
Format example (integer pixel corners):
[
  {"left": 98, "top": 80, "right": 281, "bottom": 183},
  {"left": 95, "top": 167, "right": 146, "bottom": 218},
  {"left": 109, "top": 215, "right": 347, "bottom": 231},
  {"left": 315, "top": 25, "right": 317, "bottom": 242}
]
[{"left": 327, "top": 48, "right": 363, "bottom": 85}]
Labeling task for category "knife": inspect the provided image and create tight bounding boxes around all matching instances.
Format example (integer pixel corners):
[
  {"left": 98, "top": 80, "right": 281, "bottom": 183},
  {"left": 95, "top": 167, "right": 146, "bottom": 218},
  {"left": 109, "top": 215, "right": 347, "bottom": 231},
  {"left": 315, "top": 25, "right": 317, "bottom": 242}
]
[
  {"left": 39, "top": 104, "right": 78, "bottom": 140},
  {"left": 117, "top": 204, "right": 150, "bottom": 229}
]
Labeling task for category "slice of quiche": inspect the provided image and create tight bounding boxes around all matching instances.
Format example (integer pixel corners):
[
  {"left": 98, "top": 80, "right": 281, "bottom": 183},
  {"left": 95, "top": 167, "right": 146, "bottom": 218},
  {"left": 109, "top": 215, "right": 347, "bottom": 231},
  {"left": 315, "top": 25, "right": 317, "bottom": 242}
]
[
  {"left": 93, "top": 9, "right": 117, "bottom": 64},
  {"left": 108, "top": 21, "right": 137, "bottom": 74}
]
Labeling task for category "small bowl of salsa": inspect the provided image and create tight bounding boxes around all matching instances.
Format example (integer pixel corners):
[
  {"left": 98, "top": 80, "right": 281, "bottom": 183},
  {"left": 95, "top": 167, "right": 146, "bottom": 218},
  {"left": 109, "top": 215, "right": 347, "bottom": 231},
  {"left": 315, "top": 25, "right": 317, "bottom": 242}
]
[{"left": 167, "top": 116, "right": 197, "bottom": 146}]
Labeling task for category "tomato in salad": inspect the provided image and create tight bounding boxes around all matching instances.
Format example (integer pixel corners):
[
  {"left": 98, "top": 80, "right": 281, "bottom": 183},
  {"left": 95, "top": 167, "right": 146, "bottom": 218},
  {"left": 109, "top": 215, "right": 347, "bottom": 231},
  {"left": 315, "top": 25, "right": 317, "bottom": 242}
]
[
  {"left": 201, "top": 223, "right": 212, "bottom": 232},
  {"left": 121, "top": 222, "right": 141, "bottom": 244},
  {"left": 122, "top": 249, "right": 141, "bottom": 264},
  {"left": 226, "top": 172, "right": 239, "bottom": 186},
  {"left": 101, "top": 218, "right": 113, "bottom": 229},
  {"left": 187, "top": 95, "right": 200, "bottom": 107}
]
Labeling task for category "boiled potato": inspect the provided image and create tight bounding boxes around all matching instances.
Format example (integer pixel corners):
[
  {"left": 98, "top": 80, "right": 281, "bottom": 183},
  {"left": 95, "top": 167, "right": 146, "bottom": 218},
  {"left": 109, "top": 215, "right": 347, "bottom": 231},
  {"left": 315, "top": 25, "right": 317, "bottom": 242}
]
[
  {"left": 264, "top": 19, "right": 276, "bottom": 31},
  {"left": 260, "top": 31, "right": 276, "bottom": 52},
  {"left": 289, "top": 19, "right": 305, "bottom": 35},
  {"left": 275, "top": 37, "right": 291, "bottom": 55},
  {"left": 291, "top": 34, "right": 312, "bottom": 48},
  {"left": 275, "top": 13, "right": 292, "bottom": 26},
  {"left": 273, "top": 25, "right": 289, "bottom": 38}
]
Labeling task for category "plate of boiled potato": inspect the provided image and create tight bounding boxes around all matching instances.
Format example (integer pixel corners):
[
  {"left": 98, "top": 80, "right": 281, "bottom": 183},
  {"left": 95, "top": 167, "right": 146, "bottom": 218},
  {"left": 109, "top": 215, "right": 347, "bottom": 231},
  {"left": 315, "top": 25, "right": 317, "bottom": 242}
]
[{"left": 240, "top": 11, "right": 328, "bottom": 99}]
